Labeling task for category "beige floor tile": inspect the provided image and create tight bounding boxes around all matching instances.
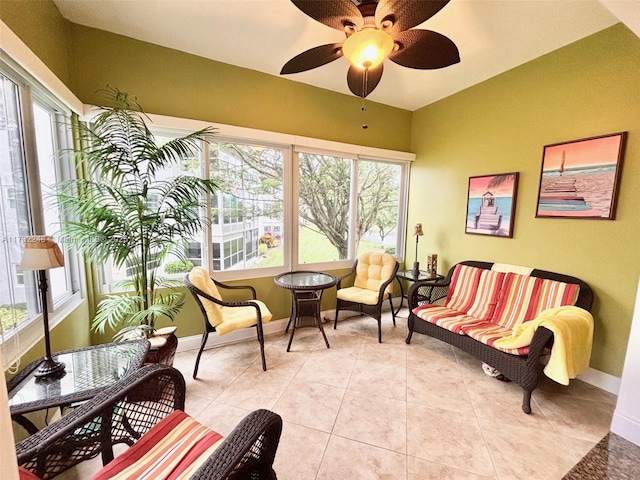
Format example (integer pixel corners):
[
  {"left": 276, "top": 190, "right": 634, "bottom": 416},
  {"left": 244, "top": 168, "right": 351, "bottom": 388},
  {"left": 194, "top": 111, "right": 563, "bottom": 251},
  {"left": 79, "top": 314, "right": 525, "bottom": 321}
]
[
  {"left": 184, "top": 392, "right": 213, "bottom": 418},
  {"left": 536, "top": 375, "right": 618, "bottom": 406},
  {"left": 272, "top": 378, "right": 345, "bottom": 432},
  {"left": 533, "top": 391, "right": 615, "bottom": 442},
  {"left": 478, "top": 417, "right": 577, "bottom": 480},
  {"left": 295, "top": 349, "right": 356, "bottom": 388},
  {"left": 333, "top": 389, "right": 407, "bottom": 454},
  {"left": 407, "top": 403, "right": 495, "bottom": 477},
  {"left": 407, "top": 368, "right": 474, "bottom": 414},
  {"left": 408, "top": 456, "right": 496, "bottom": 479},
  {"left": 207, "top": 339, "right": 265, "bottom": 368},
  {"left": 247, "top": 344, "right": 309, "bottom": 377},
  {"left": 348, "top": 359, "right": 407, "bottom": 401},
  {"left": 184, "top": 360, "right": 248, "bottom": 400},
  {"left": 406, "top": 340, "right": 460, "bottom": 377},
  {"left": 194, "top": 402, "right": 252, "bottom": 436},
  {"left": 316, "top": 435, "right": 407, "bottom": 480},
  {"left": 273, "top": 421, "right": 330, "bottom": 480},
  {"left": 214, "top": 369, "right": 292, "bottom": 410},
  {"left": 357, "top": 341, "right": 407, "bottom": 367}
]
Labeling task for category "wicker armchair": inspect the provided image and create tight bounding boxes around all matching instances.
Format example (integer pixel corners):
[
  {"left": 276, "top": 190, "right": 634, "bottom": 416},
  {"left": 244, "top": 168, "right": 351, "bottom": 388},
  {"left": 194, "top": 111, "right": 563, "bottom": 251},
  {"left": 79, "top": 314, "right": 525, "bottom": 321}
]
[
  {"left": 16, "top": 365, "right": 283, "bottom": 479},
  {"left": 333, "top": 251, "right": 399, "bottom": 343},
  {"left": 185, "top": 267, "right": 273, "bottom": 378}
]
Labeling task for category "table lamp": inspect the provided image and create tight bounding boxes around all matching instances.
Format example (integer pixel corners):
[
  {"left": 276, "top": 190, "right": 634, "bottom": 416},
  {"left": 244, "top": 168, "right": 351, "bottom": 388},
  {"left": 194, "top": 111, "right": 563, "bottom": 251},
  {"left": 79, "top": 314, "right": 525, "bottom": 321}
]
[
  {"left": 412, "top": 223, "right": 424, "bottom": 277},
  {"left": 18, "top": 236, "right": 66, "bottom": 378}
]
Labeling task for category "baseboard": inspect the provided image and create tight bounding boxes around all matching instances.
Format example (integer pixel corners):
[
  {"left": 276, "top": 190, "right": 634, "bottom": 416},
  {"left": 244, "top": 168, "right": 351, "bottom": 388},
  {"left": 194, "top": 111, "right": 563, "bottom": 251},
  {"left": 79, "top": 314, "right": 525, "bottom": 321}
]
[
  {"left": 611, "top": 411, "right": 640, "bottom": 446},
  {"left": 577, "top": 367, "right": 621, "bottom": 395}
]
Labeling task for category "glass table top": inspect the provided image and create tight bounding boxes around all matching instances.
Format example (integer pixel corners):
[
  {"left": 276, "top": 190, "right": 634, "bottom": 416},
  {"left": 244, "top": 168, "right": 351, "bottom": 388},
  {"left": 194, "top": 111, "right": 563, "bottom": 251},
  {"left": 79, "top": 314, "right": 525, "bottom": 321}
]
[
  {"left": 396, "top": 269, "right": 444, "bottom": 281},
  {"left": 8, "top": 340, "right": 148, "bottom": 414},
  {"left": 275, "top": 271, "right": 337, "bottom": 290}
]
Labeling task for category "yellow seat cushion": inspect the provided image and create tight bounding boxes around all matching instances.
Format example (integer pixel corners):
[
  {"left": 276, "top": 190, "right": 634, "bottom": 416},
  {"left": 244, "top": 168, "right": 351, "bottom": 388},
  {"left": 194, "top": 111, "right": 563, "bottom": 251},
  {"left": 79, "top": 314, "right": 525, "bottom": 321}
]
[
  {"left": 188, "top": 267, "right": 273, "bottom": 335},
  {"left": 216, "top": 301, "right": 273, "bottom": 335},
  {"left": 352, "top": 251, "right": 396, "bottom": 296},
  {"left": 337, "top": 286, "right": 387, "bottom": 306}
]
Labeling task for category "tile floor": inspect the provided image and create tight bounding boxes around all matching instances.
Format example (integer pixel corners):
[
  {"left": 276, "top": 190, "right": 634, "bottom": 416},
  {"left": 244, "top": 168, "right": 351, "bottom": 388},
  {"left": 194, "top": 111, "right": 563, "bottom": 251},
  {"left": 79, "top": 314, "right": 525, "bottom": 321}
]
[
  {"left": 61, "top": 309, "right": 618, "bottom": 479},
  {"left": 174, "top": 310, "right": 616, "bottom": 480}
]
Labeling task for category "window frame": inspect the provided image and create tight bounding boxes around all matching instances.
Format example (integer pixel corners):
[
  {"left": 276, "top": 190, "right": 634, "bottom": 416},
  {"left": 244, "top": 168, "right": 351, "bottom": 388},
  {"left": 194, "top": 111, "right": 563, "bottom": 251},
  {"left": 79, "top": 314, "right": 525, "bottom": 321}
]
[
  {"left": 0, "top": 61, "right": 83, "bottom": 370},
  {"left": 86, "top": 111, "right": 412, "bottom": 288}
]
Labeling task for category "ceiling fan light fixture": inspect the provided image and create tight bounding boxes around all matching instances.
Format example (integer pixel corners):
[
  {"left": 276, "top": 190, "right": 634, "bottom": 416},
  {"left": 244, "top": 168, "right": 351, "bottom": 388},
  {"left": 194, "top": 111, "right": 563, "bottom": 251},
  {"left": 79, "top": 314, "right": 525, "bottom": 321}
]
[{"left": 342, "top": 29, "right": 394, "bottom": 70}]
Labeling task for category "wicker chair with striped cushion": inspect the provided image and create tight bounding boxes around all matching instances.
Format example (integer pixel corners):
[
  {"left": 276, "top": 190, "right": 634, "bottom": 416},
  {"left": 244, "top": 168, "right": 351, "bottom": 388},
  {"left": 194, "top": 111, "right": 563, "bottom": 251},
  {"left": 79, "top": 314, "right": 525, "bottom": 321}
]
[{"left": 16, "top": 365, "right": 282, "bottom": 480}]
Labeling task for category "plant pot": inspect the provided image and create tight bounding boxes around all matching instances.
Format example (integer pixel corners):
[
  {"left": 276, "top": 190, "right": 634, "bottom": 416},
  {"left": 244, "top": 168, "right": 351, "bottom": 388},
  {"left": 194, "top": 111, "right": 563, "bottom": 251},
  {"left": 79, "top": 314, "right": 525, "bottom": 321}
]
[{"left": 145, "top": 326, "right": 178, "bottom": 366}]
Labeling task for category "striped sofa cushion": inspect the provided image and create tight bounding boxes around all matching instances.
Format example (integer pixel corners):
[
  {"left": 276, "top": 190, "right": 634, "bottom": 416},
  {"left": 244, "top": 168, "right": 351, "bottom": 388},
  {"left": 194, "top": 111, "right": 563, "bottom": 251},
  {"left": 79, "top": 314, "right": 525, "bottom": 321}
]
[
  {"left": 443, "top": 265, "right": 483, "bottom": 313},
  {"left": 490, "top": 273, "right": 543, "bottom": 330},
  {"left": 460, "top": 321, "right": 530, "bottom": 355},
  {"left": 413, "top": 304, "right": 484, "bottom": 334},
  {"left": 465, "top": 269, "right": 506, "bottom": 321},
  {"left": 91, "top": 410, "right": 223, "bottom": 480},
  {"left": 534, "top": 278, "right": 580, "bottom": 316}
]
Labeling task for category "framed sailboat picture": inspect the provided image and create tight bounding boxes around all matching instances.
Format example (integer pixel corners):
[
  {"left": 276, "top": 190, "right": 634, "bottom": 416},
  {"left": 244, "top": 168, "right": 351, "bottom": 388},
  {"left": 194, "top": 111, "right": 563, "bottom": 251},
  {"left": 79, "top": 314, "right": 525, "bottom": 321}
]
[
  {"left": 465, "top": 172, "right": 519, "bottom": 238},
  {"left": 536, "top": 132, "right": 627, "bottom": 219}
]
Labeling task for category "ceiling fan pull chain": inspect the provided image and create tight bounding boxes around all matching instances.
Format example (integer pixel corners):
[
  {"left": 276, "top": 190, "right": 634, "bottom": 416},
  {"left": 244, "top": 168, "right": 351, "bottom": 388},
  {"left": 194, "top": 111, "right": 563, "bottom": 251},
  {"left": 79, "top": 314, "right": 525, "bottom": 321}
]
[{"left": 361, "top": 68, "right": 368, "bottom": 129}]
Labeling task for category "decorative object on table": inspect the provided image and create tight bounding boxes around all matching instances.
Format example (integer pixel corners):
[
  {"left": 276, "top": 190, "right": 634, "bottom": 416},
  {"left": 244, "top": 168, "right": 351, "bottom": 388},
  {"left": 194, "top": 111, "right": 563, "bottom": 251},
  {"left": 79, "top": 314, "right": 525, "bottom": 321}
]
[
  {"left": 426, "top": 254, "right": 438, "bottom": 278},
  {"left": 280, "top": 0, "right": 460, "bottom": 99},
  {"left": 17, "top": 236, "right": 66, "bottom": 379},
  {"left": 55, "top": 88, "right": 219, "bottom": 363},
  {"left": 411, "top": 223, "right": 423, "bottom": 276},
  {"left": 465, "top": 172, "right": 519, "bottom": 238},
  {"left": 535, "top": 132, "right": 627, "bottom": 219}
]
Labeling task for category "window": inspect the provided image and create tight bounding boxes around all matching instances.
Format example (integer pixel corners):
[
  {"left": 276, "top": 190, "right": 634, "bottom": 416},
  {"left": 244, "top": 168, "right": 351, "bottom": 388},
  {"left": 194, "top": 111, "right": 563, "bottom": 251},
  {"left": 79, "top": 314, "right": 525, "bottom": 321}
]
[{"left": 0, "top": 67, "right": 78, "bottom": 367}]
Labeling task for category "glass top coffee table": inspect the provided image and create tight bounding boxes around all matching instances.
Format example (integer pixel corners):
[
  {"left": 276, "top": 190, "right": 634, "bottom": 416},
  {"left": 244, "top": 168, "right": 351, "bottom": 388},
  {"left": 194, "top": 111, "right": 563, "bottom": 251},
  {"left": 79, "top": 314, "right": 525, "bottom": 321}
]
[
  {"left": 8, "top": 339, "right": 149, "bottom": 435},
  {"left": 274, "top": 271, "right": 336, "bottom": 352}
]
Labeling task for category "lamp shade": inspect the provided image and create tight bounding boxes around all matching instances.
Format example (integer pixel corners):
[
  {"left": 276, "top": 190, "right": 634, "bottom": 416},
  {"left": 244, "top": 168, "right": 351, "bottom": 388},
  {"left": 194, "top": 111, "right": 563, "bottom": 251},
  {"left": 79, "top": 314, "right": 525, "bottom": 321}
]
[
  {"left": 412, "top": 223, "right": 424, "bottom": 236},
  {"left": 18, "top": 236, "right": 64, "bottom": 271},
  {"left": 342, "top": 29, "right": 394, "bottom": 70}
]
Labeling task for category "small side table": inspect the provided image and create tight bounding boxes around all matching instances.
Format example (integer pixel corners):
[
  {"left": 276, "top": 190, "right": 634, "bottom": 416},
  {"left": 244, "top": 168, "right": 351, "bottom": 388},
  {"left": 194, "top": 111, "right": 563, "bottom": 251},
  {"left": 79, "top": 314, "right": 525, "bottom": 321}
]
[
  {"left": 395, "top": 270, "right": 445, "bottom": 314},
  {"left": 274, "top": 271, "right": 336, "bottom": 352},
  {"left": 8, "top": 340, "right": 149, "bottom": 436}
]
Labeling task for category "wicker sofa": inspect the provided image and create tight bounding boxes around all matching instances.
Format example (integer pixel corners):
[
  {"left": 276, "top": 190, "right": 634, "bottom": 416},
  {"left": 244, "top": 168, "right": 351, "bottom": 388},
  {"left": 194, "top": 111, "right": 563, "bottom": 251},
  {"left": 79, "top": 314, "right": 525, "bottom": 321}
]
[
  {"left": 16, "top": 364, "right": 282, "bottom": 479},
  {"left": 406, "top": 260, "right": 593, "bottom": 414}
]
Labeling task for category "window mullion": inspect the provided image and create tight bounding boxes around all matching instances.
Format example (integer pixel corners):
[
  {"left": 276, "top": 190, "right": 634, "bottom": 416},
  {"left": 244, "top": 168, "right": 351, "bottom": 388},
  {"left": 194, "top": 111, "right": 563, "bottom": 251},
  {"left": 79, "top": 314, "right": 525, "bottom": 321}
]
[{"left": 348, "top": 159, "right": 359, "bottom": 260}]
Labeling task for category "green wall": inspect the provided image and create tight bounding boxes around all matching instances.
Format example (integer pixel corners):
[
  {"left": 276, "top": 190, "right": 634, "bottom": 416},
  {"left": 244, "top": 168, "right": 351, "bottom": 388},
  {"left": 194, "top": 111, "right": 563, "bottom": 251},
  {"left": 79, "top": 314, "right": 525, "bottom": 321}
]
[
  {"left": 0, "top": 0, "right": 73, "bottom": 86},
  {"left": 68, "top": 24, "right": 412, "bottom": 152},
  {"left": 409, "top": 24, "right": 640, "bottom": 377}
]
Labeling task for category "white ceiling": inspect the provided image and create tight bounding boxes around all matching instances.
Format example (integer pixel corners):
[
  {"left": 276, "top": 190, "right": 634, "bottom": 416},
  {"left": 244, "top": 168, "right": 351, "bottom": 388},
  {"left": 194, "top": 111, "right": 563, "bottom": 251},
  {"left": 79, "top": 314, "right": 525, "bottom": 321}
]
[{"left": 53, "top": 0, "right": 635, "bottom": 111}]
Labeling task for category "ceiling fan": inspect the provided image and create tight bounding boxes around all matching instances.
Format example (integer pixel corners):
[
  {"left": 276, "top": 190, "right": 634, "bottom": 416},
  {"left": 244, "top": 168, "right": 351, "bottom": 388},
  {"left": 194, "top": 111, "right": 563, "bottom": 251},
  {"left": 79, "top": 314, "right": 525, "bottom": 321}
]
[{"left": 280, "top": 0, "right": 460, "bottom": 98}]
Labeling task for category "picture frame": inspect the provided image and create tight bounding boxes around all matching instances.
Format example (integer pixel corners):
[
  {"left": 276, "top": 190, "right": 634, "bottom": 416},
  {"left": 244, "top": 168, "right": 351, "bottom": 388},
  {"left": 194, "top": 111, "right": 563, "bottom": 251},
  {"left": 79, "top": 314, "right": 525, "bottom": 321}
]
[
  {"left": 535, "top": 132, "right": 627, "bottom": 219},
  {"left": 465, "top": 172, "right": 519, "bottom": 238}
]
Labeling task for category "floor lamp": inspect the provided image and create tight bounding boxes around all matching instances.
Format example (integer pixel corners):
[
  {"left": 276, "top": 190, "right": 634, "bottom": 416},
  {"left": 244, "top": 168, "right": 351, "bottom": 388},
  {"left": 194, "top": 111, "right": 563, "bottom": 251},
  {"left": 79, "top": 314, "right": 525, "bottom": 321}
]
[
  {"left": 18, "top": 236, "right": 66, "bottom": 378},
  {"left": 412, "top": 223, "right": 424, "bottom": 277}
]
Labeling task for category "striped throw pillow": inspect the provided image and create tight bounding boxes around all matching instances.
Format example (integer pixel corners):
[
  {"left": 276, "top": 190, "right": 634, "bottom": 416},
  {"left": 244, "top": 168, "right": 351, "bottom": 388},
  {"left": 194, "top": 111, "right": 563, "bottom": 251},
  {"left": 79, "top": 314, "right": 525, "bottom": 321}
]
[
  {"left": 443, "top": 265, "right": 483, "bottom": 313},
  {"left": 491, "top": 273, "right": 542, "bottom": 330}
]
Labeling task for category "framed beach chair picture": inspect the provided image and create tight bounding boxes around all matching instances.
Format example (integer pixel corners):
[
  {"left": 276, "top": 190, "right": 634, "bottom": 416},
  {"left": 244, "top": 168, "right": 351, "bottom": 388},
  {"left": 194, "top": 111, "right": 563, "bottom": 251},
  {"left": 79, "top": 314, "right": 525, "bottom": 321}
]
[
  {"left": 465, "top": 172, "right": 519, "bottom": 238},
  {"left": 536, "top": 132, "right": 627, "bottom": 219}
]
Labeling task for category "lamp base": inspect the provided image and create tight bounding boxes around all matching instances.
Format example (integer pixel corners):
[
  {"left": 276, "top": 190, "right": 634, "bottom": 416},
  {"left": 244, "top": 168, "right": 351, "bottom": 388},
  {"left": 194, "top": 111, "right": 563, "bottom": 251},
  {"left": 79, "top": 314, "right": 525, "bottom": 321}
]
[
  {"left": 412, "top": 261, "right": 420, "bottom": 278},
  {"left": 34, "top": 358, "right": 66, "bottom": 379}
]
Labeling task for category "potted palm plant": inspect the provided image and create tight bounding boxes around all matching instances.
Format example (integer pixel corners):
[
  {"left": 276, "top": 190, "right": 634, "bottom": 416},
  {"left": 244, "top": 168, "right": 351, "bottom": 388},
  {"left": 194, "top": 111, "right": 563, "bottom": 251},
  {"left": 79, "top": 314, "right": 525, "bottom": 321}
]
[{"left": 56, "top": 88, "right": 218, "bottom": 364}]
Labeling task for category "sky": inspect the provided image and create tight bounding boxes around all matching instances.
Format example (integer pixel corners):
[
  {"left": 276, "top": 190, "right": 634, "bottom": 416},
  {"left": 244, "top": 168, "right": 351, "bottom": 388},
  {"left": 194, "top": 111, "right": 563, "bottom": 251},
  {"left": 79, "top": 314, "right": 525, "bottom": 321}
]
[
  {"left": 542, "top": 134, "right": 624, "bottom": 171},
  {"left": 468, "top": 173, "right": 516, "bottom": 198}
]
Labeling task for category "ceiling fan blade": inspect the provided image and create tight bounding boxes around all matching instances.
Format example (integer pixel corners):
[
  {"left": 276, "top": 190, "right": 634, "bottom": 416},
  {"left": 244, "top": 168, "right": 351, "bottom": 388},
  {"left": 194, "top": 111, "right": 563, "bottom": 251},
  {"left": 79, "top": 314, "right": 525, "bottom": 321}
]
[
  {"left": 291, "top": 0, "right": 363, "bottom": 32},
  {"left": 375, "top": 0, "right": 449, "bottom": 35},
  {"left": 388, "top": 30, "right": 459, "bottom": 69},
  {"left": 347, "top": 64, "right": 383, "bottom": 98},
  {"left": 281, "top": 43, "right": 343, "bottom": 74}
]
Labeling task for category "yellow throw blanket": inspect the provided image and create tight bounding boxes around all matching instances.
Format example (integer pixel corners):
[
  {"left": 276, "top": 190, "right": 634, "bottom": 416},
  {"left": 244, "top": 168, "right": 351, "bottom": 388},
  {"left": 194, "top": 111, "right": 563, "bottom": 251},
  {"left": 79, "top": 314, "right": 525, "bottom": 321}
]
[{"left": 493, "top": 306, "right": 594, "bottom": 385}]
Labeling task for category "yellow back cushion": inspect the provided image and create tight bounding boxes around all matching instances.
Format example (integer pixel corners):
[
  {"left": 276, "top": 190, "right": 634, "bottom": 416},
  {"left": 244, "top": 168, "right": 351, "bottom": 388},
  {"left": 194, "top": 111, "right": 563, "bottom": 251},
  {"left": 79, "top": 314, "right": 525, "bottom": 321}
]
[
  {"left": 354, "top": 251, "right": 396, "bottom": 295},
  {"left": 188, "top": 267, "right": 224, "bottom": 327}
]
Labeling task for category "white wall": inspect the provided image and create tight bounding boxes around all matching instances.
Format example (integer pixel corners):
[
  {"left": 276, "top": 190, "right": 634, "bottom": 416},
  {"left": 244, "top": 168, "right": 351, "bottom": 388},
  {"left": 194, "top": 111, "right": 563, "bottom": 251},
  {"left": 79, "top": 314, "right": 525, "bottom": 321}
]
[{"left": 610, "top": 277, "right": 640, "bottom": 445}]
